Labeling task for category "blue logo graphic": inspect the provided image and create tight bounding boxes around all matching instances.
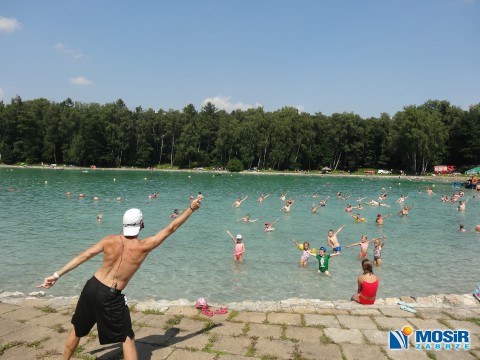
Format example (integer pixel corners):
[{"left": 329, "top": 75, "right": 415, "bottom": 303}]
[{"left": 389, "top": 330, "right": 409, "bottom": 350}]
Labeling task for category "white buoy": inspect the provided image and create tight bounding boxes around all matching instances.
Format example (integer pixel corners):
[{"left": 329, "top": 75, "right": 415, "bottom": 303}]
[
  {"left": 144, "top": 177, "right": 147, "bottom": 180},
  {"left": 44, "top": 180, "right": 48, "bottom": 184},
  {"left": 113, "top": 178, "right": 116, "bottom": 181}
]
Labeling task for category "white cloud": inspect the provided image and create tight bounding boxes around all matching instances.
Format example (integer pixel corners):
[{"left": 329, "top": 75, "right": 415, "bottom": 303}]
[
  {"left": 70, "top": 76, "right": 93, "bottom": 86},
  {"left": 294, "top": 105, "right": 305, "bottom": 112},
  {"left": 0, "top": 16, "right": 21, "bottom": 33},
  {"left": 54, "top": 42, "right": 86, "bottom": 59},
  {"left": 201, "top": 96, "right": 262, "bottom": 112},
  {"left": 0, "top": 88, "right": 4, "bottom": 100}
]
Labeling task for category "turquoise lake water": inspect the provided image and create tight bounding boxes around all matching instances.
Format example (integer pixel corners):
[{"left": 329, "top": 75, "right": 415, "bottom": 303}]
[{"left": 0, "top": 168, "right": 478, "bottom": 303}]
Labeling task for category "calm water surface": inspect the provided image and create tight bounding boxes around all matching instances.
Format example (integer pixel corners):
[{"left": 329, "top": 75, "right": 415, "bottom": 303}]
[{"left": 0, "top": 168, "right": 478, "bottom": 302}]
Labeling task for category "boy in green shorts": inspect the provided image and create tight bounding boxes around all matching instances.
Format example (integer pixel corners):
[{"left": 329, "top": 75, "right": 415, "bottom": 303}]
[{"left": 316, "top": 247, "right": 339, "bottom": 276}]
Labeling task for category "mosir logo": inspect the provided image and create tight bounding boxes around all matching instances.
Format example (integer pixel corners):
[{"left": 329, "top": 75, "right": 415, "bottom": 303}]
[{"left": 389, "top": 326, "right": 470, "bottom": 350}]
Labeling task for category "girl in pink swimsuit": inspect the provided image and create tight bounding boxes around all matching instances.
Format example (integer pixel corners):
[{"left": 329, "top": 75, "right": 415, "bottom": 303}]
[
  {"left": 346, "top": 235, "right": 382, "bottom": 260},
  {"left": 226, "top": 230, "right": 245, "bottom": 262}
]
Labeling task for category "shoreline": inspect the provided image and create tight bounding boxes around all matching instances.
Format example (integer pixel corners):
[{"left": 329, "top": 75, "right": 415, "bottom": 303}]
[
  {"left": 1, "top": 290, "right": 478, "bottom": 312},
  {"left": 0, "top": 164, "right": 469, "bottom": 183}
]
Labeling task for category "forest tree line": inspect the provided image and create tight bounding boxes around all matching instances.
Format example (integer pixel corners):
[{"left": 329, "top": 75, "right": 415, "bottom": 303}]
[{"left": 0, "top": 96, "right": 479, "bottom": 173}]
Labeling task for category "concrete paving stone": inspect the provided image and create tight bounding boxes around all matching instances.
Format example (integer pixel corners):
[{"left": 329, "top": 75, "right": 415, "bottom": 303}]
[
  {"left": 470, "top": 349, "right": 480, "bottom": 357},
  {"left": 304, "top": 314, "right": 341, "bottom": 328},
  {"left": 1, "top": 344, "right": 46, "bottom": 360},
  {"left": 208, "top": 321, "right": 245, "bottom": 337},
  {"left": 434, "top": 350, "right": 477, "bottom": 360},
  {"left": 0, "top": 324, "right": 56, "bottom": 344},
  {"left": 165, "top": 348, "right": 217, "bottom": 360},
  {"left": 337, "top": 315, "right": 378, "bottom": 330},
  {"left": 416, "top": 308, "right": 449, "bottom": 320},
  {"left": 380, "top": 308, "right": 416, "bottom": 318},
  {"left": 211, "top": 335, "right": 252, "bottom": 355},
  {"left": 349, "top": 308, "right": 382, "bottom": 316},
  {"left": 232, "top": 311, "right": 266, "bottom": 324},
  {"left": 166, "top": 331, "right": 210, "bottom": 350},
  {"left": 361, "top": 329, "right": 390, "bottom": 346},
  {"left": 470, "top": 309, "right": 480, "bottom": 315},
  {"left": 134, "top": 326, "right": 182, "bottom": 347},
  {"left": 1, "top": 307, "right": 48, "bottom": 322},
  {"left": 315, "top": 308, "right": 350, "bottom": 315},
  {"left": 0, "top": 303, "right": 20, "bottom": 315},
  {"left": 136, "top": 314, "right": 174, "bottom": 329},
  {"left": 442, "top": 308, "right": 479, "bottom": 320},
  {"left": 373, "top": 316, "right": 412, "bottom": 331},
  {"left": 247, "top": 323, "right": 283, "bottom": 339},
  {"left": 285, "top": 326, "right": 323, "bottom": 342},
  {"left": 148, "top": 344, "right": 175, "bottom": 360},
  {"left": 290, "top": 305, "right": 317, "bottom": 314},
  {"left": 82, "top": 342, "right": 123, "bottom": 359},
  {"left": 384, "top": 348, "right": 431, "bottom": 360},
  {"left": 40, "top": 334, "right": 68, "bottom": 354},
  {"left": 267, "top": 312, "right": 302, "bottom": 326},
  {"left": 164, "top": 306, "right": 199, "bottom": 317},
  {"left": 341, "top": 343, "right": 388, "bottom": 360},
  {"left": 408, "top": 318, "right": 450, "bottom": 330},
  {"left": 296, "top": 342, "right": 342, "bottom": 360},
  {"left": 0, "top": 318, "right": 28, "bottom": 338},
  {"left": 323, "top": 328, "right": 365, "bottom": 344},
  {"left": 29, "top": 312, "right": 71, "bottom": 327},
  {"left": 443, "top": 319, "right": 480, "bottom": 335},
  {"left": 255, "top": 338, "right": 294, "bottom": 359},
  {"left": 219, "top": 355, "right": 257, "bottom": 360},
  {"left": 177, "top": 318, "right": 208, "bottom": 333}
]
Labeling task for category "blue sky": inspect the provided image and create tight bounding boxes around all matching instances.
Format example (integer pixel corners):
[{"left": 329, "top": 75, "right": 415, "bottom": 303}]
[{"left": 1, "top": 0, "right": 478, "bottom": 117}]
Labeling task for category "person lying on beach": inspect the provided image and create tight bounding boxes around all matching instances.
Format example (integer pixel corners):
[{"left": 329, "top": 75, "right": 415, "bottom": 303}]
[
  {"left": 351, "top": 259, "right": 379, "bottom": 305},
  {"left": 346, "top": 235, "right": 384, "bottom": 260},
  {"left": 398, "top": 204, "right": 414, "bottom": 216},
  {"left": 226, "top": 230, "right": 245, "bottom": 262},
  {"left": 232, "top": 196, "right": 248, "bottom": 208},
  {"left": 316, "top": 247, "right": 339, "bottom": 276},
  {"left": 257, "top": 193, "right": 270, "bottom": 202},
  {"left": 292, "top": 239, "right": 315, "bottom": 267},
  {"left": 37, "top": 196, "right": 202, "bottom": 360},
  {"left": 375, "top": 213, "right": 392, "bottom": 225},
  {"left": 327, "top": 225, "right": 346, "bottom": 254},
  {"left": 264, "top": 219, "right": 278, "bottom": 231},
  {"left": 237, "top": 214, "right": 258, "bottom": 222}
]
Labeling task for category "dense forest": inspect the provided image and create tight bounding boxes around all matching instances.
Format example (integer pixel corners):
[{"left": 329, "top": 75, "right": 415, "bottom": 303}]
[{"left": 0, "top": 96, "right": 479, "bottom": 173}]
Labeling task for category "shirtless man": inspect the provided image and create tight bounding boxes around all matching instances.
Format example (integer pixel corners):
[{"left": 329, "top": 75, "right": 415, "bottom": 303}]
[
  {"left": 457, "top": 199, "right": 468, "bottom": 211},
  {"left": 280, "top": 199, "right": 295, "bottom": 213},
  {"left": 399, "top": 204, "right": 414, "bottom": 216},
  {"left": 258, "top": 193, "right": 270, "bottom": 202},
  {"left": 37, "top": 197, "right": 202, "bottom": 360},
  {"left": 396, "top": 194, "right": 408, "bottom": 203},
  {"left": 232, "top": 196, "right": 248, "bottom": 208},
  {"left": 327, "top": 225, "right": 346, "bottom": 254},
  {"left": 318, "top": 196, "right": 330, "bottom": 207},
  {"left": 375, "top": 213, "right": 392, "bottom": 225},
  {"left": 237, "top": 214, "right": 258, "bottom": 222}
]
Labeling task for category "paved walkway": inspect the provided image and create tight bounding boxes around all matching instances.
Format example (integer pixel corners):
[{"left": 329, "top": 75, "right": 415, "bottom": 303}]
[{"left": 0, "top": 297, "right": 479, "bottom": 359}]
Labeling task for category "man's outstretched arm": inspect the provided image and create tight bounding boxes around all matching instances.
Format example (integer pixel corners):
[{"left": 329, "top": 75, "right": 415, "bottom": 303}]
[{"left": 145, "top": 197, "right": 202, "bottom": 251}]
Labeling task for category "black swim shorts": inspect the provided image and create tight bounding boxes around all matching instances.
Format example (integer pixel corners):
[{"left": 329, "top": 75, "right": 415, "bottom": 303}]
[{"left": 71, "top": 276, "right": 134, "bottom": 345}]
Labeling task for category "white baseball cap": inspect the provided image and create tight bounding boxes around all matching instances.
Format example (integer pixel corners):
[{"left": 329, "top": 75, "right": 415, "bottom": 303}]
[
  {"left": 236, "top": 234, "right": 243, "bottom": 240},
  {"left": 123, "top": 208, "right": 143, "bottom": 236}
]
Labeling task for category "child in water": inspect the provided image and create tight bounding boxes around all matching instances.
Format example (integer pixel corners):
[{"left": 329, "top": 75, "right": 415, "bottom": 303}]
[
  {"left": 373, "top": 236, "right": 387, "bottom": 267},
  {"left": 226, "top": 230, "right": 245, "bottom": 262},
  {"left": 291, "top": 239, "right": 315, "bottom": 267},
  {"left": 316, "top": 247, "right": 339, "bottom": 276},
  {"left": 346, "top": 235, "right": 384, "bottom": 260},
  {"left": 264, "top": 219, "right": 278, "bottom": 231}
]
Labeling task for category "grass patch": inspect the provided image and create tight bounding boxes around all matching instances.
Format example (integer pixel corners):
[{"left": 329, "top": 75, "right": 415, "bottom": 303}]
[
  {"left": 203, "top": 320, "right": 216, "bottom": 331},
  {"left": 72, "top": 345, "right": 85, "bottom": 357},
  {"left": 300, "top": 314, "right": 306, "bottom": 327},
  {"left": 134, "top": 321, "right": 149, "bottom": 328},
  {"left": 202, "top": 333, "right": 226, "bottom": 356},
  {"left": 320, "top": 333, "right": 332, "bottom": 344},
  {"left": 183, "top": 346, "right": 198, "bottom": 352},
  {"left": 142, "top": 308, "right": 164, "bottom": 315},
  {"left": 163, "top": 315, "right": 184, "bottom": 330},
  {"left": 36, "top": 349, "right": 62, "bottom": 359},
  {"left": 0, "top": 341, "right": 24, "bottom": 356},
  {"left": 50, "top": 323, "right": 67, "bottom": 333},
  {"left": 464, "top": 317, "right": 480, "bottom": 326},
  {"left": 18, "top": 319, "right": 27, "bottom": 324},
  {"left": 242, "top": 323, "right": 250, "bottom": 336},
  {"left": 291, "top": 344, "right": 307, "bottom": 360},
  {"left": 260, "top": 355, "right": 278, "bottom": 360},
  {"left": 246, "top": 337, "right": 258, "bottom": 357},
  {"left": 426, "top": 351, "right": 437, "bottom": 360},
  {"left": 27, "top": 336, "right": 51, "bottom": 349},
  {"left": 227, "top": 310, "right": 239, "bottom": 321},
  {"left": 129, "top": 304, "right": 137, "bottom": 313},
  {"left": 280, "top": 323, "right": 287, "bottom": 340},
  {"left": 36, "top": 306, "right": 57, "bottom": 314}
]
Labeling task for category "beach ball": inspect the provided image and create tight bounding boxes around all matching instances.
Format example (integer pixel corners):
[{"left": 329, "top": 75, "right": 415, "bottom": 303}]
[{"left": 298, "top": 244, "right": 304, "bottom": 250}]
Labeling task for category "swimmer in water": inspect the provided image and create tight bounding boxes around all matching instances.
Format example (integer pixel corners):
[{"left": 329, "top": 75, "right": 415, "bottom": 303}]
[
  {"left": 226, "top": 230, "right": 245, "bottom": 262},
  {"left": 457, "top": 199, "right": 468, "bottom": 211},
  {"left": 291, "top": 239, "right": 315, "bottom": 267},
  {"left": 170, "top": 209, "right": 183, "bottom": 218},
  {"left": 232, "top": 196, "right": 248, "bottom": 208},
  {"left": 280, "top": 193, "right": 287, "bottom": 201},
  {"left": 316, "top": 247, "right": 339, "bottom": 276},
  {"left": 311, "top": 203, "right": 322, "bottom": 213},
  {"left": 280, "top": 199, "right": 295, "bottom": 213},
  {"left": 372, "top": 237, "right": 387, "bottom": 267},
  {"left": 346, "top": 235, "right": 383, "bottom": 260},
  {"left": 345, "top": 204, "right": 358, "bottom": 213},
  {"left": 327, "top": 225, "right": 346, "bottom": 254},
  {"left": 375, "top": 213, "right": 392, "bottom": 225},
  {"left": 398, "top": 204, "right": 414, "bottom": 216},
  {"left": 396, "top": 194, "right": 408, "bottom": 203},
  {"left": 426, "top": 186, "right": 435, "bottom": 195},
  {"left": 257, "top": 193, "right": 270, "bottom": 202},
  {"left": 459, "top": 224, "right": 466, "bottom": 232},
  {"left": 312, "top": 193, "right": 319, "bottom": 198},
  {"left": 96, "top": 212, "right": 103, "bottom": 223},
  {"left": 237, "top": 214, "right": 258, "bottom": 223},
  {"left": 264, "top": 219, "right": 278, "bottom": 231},
  {"left": 352, "top": 213, "right": 367, "bottom": 223},
  {"left": 318, "top": 196, "right": 330, "bottom": 207}
]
